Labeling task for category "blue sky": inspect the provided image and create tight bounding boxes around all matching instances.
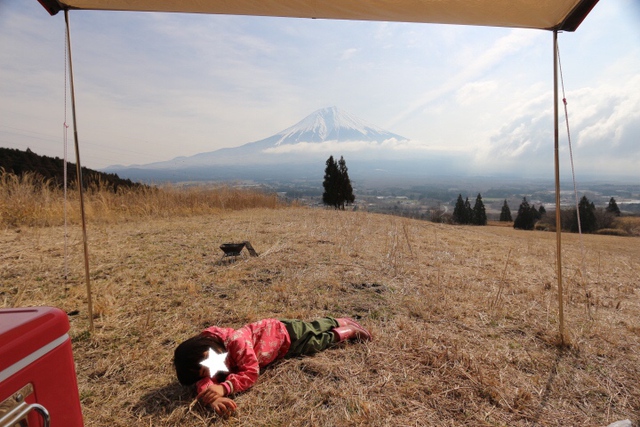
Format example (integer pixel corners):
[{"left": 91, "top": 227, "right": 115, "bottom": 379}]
[{"left": 0, "top": 0, "right": 639, "bottom": 180}]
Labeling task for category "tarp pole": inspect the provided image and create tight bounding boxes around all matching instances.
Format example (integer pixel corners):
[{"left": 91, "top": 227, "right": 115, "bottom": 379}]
[
  {"left": 553, "top": 30, "right": 566, "bottom": 345},
  {"left": 65, "top": 9, "right": 94, "bottom": 332}
]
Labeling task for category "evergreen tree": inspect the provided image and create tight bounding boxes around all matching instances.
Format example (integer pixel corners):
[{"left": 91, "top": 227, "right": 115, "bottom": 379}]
[
  {"left": 532, "top": 205, "right": 541, "bottom": 221},
  {"left": 338, "top": 156, "right": 355, "bottom": 209},
  {"left": 452, "top": 194, "right": 466, "bottom": 224},
  {"left": 572, "top": 195, "right": 598, "bottom": 233},
  {"left": 499, "top": 199, "right": 512, "bottom": 222},
  {"left": 472, "top": 193, "right": 487, "bottom": 225},
  {"left": 538, "top": 205, "right": 547, "bottom": 216},
  {"left": 322, "top": 155, "right": 355, "bottom": 210},
  {"left": 606, "top": 197, "right": 621, "bottom": 216},
  {"left": 322, "top": 156, "right": 340, "bottom": 209},
  {"left": 513, "top": 197, "right": 536, "bottom": 230},
  {"left": 464, "top": 197, "right": 472, "bottom": 224}
]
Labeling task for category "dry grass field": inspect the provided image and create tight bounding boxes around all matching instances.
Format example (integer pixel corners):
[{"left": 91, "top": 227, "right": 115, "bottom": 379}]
[{"left": 2, "top": 190, "right": 639, "bottom": 426}]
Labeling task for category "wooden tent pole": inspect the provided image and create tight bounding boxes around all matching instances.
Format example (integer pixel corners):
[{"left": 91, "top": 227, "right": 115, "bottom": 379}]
[
  {"left": 553, "top": 30, "right": 565, "bottom": 345},
  {"left": 65, "top": 9, "right": 94, "bottom": 332}
]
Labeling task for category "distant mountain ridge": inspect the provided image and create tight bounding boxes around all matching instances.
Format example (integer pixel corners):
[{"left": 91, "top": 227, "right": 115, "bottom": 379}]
[
  {"left": 103, "top": 107, "right": 466, "bottom": 183},
  {"left": 105, "top": 107, "right": 408, "bottom": 170}
]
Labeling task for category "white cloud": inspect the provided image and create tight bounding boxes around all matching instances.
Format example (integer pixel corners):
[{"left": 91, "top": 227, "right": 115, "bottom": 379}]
[
  {"left": 474, "top": 74, "right": 640, "bottom": 177},
  {"left": 387, "top": 29, "right": 543, "bottom": 128},
  {"left": 575, "top": 76, "right": 640, "bottom": 154},
  {"left": 341, "top": 48, "right": 358, "bottom": 60},
  {"left": 455, "top": 80, "right": 498, "bottom": 106},
  {"left": 262, "top": 138, "right": 432, "bottom": 154}
]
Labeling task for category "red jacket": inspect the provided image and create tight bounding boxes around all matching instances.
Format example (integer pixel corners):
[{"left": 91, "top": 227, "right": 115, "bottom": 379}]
[{"left": 196, "top": 318, "right": 291, "bottom": 395}]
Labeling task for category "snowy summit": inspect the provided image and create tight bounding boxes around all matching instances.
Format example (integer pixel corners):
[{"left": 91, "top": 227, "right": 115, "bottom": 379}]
[
  {"left": 273, "top": 106, "right": 407, "bottom": 146},
  {"left": 103, "top": 106, "right": 420, "bottom": 181}
]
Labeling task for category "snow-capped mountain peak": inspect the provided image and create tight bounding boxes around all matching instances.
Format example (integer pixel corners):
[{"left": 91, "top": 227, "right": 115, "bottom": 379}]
[
  {"left": 103, "top": 106, "right": 412, "bottom": 175},
  {"left": 273, "top": 106, "right": 406, "bottom": 146}
]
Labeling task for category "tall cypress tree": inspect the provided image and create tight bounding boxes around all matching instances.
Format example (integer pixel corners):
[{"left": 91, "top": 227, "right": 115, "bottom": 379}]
[
  {"left": 464, "top": 197, "right": 472, "bottom": 224},
  {"left": 322, "top": 155, "right": 355, "bottom": 210},
  {"left": 500, "top": 199, "right": 513, "bottom": 222},
  {"left": 472, "top": 193, "right": 487, "bottom": 225},
  {"left": 322, "top": 156, "right": 340, "bottom": 209},
  {"left": 338, "top": 156, "right": 355, "bottom": 210},
  {"left": 513, "top": 197, "right": 536, "bottom": 230},
  {"left": 572, "top": 195, "right": 598, "bottom": 233},
  {"left": 453, "top": 194, "right": 466, "bottom": 224}
]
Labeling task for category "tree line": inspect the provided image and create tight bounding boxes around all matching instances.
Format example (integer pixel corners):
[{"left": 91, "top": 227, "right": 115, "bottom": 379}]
[
  {"left": 431, "top": 192, "right": 621, "bottom": 234},
  {"left": 504, "top": 195, "right": 621, "bottom": 233},
  {"left": 316, "top": 155, "right": 625, "bottom": 235},
  {"left": 452, "top": 194, "right": 487, "bottom": 225}
]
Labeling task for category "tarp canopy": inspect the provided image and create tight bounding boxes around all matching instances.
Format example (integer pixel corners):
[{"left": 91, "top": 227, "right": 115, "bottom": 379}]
[{"left": 38, "top": 0, "right": 598, "bottom": 32}]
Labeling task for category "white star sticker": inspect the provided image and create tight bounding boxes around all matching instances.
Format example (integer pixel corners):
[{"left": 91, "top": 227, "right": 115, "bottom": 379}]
[{"left": 200, "top": 349, "right": 229, "bottom": 378}]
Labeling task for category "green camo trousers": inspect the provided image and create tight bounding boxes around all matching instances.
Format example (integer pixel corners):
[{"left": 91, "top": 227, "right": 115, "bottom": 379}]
[{"left": 281, "top": 317, "right": 339, "bottom": 357}]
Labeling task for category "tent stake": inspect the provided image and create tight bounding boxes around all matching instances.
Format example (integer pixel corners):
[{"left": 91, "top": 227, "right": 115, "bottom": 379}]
[
  {"left": 553, "top": 30, "right": 566, "bottom": 345},
  {"left": 65, "top": 9, "right": 94, "bottom": 332}
]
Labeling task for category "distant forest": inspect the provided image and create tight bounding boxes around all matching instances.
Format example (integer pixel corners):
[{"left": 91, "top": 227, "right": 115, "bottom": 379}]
[{"left": 0, "top": 147, "right": 144, "bottom": 191}]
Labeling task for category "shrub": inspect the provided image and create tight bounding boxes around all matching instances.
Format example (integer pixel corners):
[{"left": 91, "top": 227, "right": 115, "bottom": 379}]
[{"left": 595, "top": 228, "right": 629, "bottom": 237}]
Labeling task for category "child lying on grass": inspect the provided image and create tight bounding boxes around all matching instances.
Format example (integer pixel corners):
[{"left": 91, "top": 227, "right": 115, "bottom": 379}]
[{"left": 173, "top": 317, "right": 372, "bottom": 416}]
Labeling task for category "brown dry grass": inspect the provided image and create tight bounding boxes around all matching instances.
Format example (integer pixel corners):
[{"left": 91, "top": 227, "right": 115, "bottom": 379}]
[
  {"left": 1, "top": 207, "right": 639, "bottom": 426},
  {"left": 0, "top": 171, "right": 282, "bottom": 227},
  {"left": 612, "top": 216, "right": 640, "bottom": 237}
]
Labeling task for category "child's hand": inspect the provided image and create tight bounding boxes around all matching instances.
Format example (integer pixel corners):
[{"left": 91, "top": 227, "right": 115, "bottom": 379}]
[
  {"left": 197, "top": 384, "right": 225, "bottom": 404},
  {"left": 211, "top": 397, "right": 237, "bottom": 417}
]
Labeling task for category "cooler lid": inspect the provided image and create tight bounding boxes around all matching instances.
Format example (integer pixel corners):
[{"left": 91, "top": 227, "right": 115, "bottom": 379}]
[{"left": 0, "top": 307, "right": 70, "bottom": 374}]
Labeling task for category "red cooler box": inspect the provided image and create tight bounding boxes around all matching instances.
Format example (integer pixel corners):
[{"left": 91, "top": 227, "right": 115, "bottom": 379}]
[{"left": 0, "top": 307, "right": 84, "bottom": 426}]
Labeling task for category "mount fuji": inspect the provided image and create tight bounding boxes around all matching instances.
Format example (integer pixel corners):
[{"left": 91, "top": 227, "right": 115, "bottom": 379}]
[
  {"left": 264, "top": 106, "right": 406, "bottom": 146},
  {"left": 104, "top": 107, "right": 463, "bottom": 183}
]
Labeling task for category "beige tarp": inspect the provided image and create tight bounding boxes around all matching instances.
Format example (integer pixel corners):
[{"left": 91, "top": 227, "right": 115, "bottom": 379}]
[{"left": 38, "top": 0, "right": 598, "bottom": 31}]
